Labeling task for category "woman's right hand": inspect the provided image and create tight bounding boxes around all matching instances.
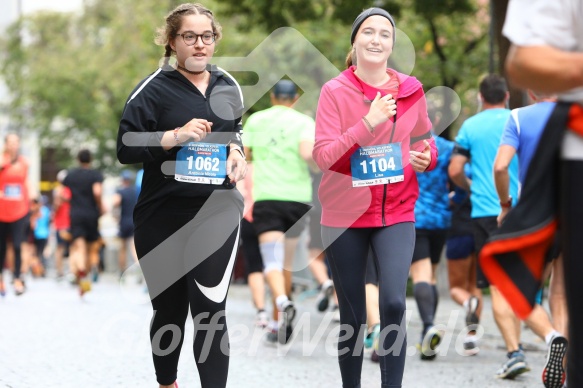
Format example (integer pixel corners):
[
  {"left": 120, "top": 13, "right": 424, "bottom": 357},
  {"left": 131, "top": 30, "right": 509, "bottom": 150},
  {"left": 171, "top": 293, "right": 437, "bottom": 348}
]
[
  {"left": 364, "top": 92, "right": 397, "bottom": 129},
  {"left": 177, "top": 118, "right": 213, "bottom": 142}
]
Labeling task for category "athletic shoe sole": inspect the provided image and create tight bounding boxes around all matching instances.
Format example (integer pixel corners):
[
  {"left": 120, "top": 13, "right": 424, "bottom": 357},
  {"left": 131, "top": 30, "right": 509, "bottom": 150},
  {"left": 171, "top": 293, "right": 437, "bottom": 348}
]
[
  {"left": 264, "top": 330, "right": 279, "bottom": 345},
  {"left": 542, "top": 336, "right": 568, "bottom": 388},
  {"left": 279, "top": 303, "right": 296, "bottom": 345},
  {"left": 463, "top": 340, "right": 480, "bottom": 356},
  {"left": 466, "top": 296, "right": 480, "bottom": 326},
  {"left": 420, "top": 327, "right": 442, "bottom": 360},
  {"left": 496, "top": 360, "right": 531, "bottom": 379}
]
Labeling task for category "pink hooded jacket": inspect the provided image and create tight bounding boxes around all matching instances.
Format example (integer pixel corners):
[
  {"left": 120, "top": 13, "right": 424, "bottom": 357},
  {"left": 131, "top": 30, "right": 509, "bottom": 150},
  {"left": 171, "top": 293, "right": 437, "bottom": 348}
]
[{"left": 313, "top": 67, "right": 438, "bottom": 228}]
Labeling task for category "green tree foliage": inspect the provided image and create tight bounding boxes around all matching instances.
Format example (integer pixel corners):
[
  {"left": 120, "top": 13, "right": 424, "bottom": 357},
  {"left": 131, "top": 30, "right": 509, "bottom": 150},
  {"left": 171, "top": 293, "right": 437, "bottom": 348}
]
[
  {"left": 218, "top": 0, "right": 489, "bottom": 139},
  {"left": 0, "top": 0, "right": 492, "bottom": 170},
  {"left": 0, "top": 0, "right": 195, "bottom": 168}
]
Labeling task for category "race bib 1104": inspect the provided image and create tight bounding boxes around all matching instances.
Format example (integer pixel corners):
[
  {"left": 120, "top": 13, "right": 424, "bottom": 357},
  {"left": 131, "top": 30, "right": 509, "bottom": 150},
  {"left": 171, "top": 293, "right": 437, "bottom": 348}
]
[{"left": 350, "top": 143, "right": 404, "bottom": 187}]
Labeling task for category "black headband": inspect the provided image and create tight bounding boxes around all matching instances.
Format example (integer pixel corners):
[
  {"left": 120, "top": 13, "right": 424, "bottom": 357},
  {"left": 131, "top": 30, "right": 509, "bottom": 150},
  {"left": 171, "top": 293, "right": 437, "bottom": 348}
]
[{"left": 350, "top": 8, "right": 396, "bottom": 45}]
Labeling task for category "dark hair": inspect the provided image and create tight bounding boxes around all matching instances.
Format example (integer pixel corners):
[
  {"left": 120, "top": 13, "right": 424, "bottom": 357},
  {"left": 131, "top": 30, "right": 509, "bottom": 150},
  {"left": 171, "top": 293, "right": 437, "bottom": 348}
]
[
  {"left": 273, "top": 80, "right": 297, "bottom": 100},
  {"left": 78, "top": 149, "right": 92, "bottom": 164},
  {"left": 156, "top": 3, "right": 222, "bottom": 64},
  {"left": 479, "top": 74, "right": 508, "bottom": 105}
]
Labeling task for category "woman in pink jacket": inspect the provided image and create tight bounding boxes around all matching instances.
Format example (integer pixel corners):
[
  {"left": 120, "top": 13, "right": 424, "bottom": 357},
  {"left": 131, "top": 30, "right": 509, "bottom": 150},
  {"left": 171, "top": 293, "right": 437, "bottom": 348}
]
[{"left": 313, "top": 8, "right": 438, "bottom": 387}]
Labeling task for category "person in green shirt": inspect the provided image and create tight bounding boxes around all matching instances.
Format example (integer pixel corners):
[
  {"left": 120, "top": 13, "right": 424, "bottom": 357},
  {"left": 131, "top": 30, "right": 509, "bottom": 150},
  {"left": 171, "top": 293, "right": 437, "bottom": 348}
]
[{"left": 244, "top": 80, "right": 317, "bottom": 344}]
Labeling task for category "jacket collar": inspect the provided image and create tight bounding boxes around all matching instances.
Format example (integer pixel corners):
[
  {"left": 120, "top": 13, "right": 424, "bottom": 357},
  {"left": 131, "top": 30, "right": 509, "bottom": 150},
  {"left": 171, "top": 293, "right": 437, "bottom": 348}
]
[
  {"left": 162, "top": 64, "right": 224, "bottom": 88},
  {"left": 340, "top": 66, "right": 421, "bottom": 101}
]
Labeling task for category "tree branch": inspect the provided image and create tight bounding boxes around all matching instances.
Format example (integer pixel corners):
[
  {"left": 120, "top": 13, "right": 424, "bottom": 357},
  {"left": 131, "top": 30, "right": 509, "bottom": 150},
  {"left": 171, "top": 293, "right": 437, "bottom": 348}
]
[{"left": 427, "top": 17, "right": 447, "bottom": 63}]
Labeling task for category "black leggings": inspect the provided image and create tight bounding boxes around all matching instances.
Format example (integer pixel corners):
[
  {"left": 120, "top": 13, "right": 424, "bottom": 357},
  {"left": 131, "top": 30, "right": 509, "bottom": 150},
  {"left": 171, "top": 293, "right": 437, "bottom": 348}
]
[
  {"left": 134, "top": 191, "right": 243, "bottom": 387},
  {"left": 322, "top": 222, "right": 415, "bottom": 388},
  {"left": 0, "top": 214, "right": 29, "bottom": 280},
  {"left": 240, "top": 218, "right": 264, "bottom": 274}
]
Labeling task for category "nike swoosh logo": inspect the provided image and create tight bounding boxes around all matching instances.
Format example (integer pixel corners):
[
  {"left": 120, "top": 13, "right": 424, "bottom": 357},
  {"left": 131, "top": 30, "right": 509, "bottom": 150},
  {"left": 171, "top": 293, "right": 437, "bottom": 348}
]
[{"left": 194, "top": 224, "right": 240, "bottom": 303}]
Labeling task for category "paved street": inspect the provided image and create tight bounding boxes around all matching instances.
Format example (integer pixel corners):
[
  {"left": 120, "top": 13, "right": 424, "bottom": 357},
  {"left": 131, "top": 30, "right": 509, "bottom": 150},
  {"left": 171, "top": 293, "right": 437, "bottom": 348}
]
[{"left": 0, "top": 272, "right": 552, "bottom": 387}]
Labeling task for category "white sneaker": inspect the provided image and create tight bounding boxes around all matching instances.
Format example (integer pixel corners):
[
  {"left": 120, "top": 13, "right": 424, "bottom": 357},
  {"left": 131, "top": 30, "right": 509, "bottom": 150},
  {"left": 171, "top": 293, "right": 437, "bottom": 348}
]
[
  {"left": 330, "top": 304, "right": 340, "bottom": 323},
  {"left": 463, "top": 334, "right": 480, "bottom": 356},
  {"left": 255, "top": 310, "right": 269, "bottom": 328}
]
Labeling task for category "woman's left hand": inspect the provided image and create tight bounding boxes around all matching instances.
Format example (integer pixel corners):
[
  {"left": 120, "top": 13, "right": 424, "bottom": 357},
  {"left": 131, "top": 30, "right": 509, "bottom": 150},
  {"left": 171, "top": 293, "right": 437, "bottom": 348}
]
[
  {"left": 226, "top": 148, "right": 247, "bottom": 184},
  {"left": 409, "top": 140, "right": 432, "bottom": 172}
]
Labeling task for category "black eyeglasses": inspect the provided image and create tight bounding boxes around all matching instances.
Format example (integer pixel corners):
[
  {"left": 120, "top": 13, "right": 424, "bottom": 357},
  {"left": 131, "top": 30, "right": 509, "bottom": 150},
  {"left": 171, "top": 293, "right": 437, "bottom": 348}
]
[{"left": 176, "top": 31, "right": 216, "bottom": 46}]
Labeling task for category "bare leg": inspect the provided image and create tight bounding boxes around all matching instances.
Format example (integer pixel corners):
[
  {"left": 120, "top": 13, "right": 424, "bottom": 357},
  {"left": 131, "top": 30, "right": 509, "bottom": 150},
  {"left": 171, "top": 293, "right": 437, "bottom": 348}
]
[
  {"left": 70, "top": 238, "right": 87, "bottom": 274},
  {"left": 448, "top": 254, "right": 483, "bottom": 317},
  {"left": 525, "top": 304, "right": 557, "bottom": 339},
  {"left": 491, "top": 285, "right": 522, "bottom": 352},
  {"left": 55, "top": 244, "right": 65, "bottom": 276},
  {"left": 308, "top": 249, "right": 329, "bottom": 285},
  {"left": 118, "top": 238, "right": 127, "bottom": 274},
  {"left": 549, "top": 254, "right": 569, "bottom": 338},
  {"left": 365, "top": 283, "right": 380, "bottom": 328}
]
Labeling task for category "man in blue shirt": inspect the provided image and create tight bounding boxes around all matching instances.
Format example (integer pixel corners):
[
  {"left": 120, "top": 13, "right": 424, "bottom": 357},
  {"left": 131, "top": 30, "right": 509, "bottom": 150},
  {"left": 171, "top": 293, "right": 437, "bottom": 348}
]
[{"left": 449, "top": 75, "right": 526, "bottom": 379}]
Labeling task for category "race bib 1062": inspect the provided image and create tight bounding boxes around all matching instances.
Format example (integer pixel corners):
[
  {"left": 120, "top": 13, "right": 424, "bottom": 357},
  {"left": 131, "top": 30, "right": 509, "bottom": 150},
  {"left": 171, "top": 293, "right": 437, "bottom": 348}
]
[
  {"left": 350, "top": 143, "right": 404, "bottom": 187},
  {"left": 175, "top": 142, "right": 228, "bottom": 185}
]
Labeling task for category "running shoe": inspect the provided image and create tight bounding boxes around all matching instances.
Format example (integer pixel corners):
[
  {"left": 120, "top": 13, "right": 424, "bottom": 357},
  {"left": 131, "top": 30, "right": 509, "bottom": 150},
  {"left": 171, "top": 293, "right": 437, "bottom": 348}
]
[
  {"left": 79, "top": 279, "right": 92, "bottom": 296},
  {"left": 420, "top": 327, "right": 443, "bottom": 360},
  {"left": 542, "top": 335, "right": 568, "bottom": 388},
  {"left": 279, "top": 300, "right": 296, "bottom": 344},
  {"left": 330, "top": 304, "right": 340, "bottom": 323},
  {"left": 495, "top": 350, "right": 530, "bottom": 379},
  {"left": 255, "top": 310, "right": 269, "bottom": 328},
  {"left": 13, "top": 278, "right": 25, "bottom": 296},
  {"left": 463, "top": 334, "right": 480, "bottom": 356},
  {"left": 364, "top": 323, "right": 380, "bottom": 349},
  {"left": 316, "top": 279, "right": 334, "bottom": 312},
  {"left": 67, "top": 272, "right": 78, "bottom": 285},
  {"left": 91, "top": 266, "right": 99, "bottom": 283},
  {"left": 465, "top": 296, "right": 480, "bottom": 326},
  {"left": 371, "top": 348, "right": 380, "bottom": 362},
  {"left": 265, "top": 328, "right": 278, "bottom": 345}
]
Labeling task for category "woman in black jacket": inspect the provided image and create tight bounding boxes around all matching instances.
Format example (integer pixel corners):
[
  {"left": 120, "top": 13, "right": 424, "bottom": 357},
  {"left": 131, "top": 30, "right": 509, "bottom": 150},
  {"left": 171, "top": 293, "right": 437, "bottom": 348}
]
[{"left": 117, "top": 4, "right": 246, "bottom": 387}]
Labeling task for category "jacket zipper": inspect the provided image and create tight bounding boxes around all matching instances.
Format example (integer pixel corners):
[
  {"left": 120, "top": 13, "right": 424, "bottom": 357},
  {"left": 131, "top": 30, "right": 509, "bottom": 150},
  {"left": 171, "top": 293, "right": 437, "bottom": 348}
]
[{"left": 382, "top": 110, "right": 398, "bottom": 226}]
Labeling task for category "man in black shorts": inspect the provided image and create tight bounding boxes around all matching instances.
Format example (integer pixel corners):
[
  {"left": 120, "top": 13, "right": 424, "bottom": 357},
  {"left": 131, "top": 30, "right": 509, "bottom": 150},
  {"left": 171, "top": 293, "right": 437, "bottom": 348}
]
[
  {"left": 64, "top": 149, "right": 103, "bottom": 295},
  {"left": 243, "top": 81, "right": 317, "bottom": 344}
]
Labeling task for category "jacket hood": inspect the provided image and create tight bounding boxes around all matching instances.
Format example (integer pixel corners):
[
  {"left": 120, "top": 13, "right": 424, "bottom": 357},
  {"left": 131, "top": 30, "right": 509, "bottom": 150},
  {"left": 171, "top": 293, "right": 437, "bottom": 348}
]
[{"left": 339, "top": 66, "right": 422, "bottom": 100}]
